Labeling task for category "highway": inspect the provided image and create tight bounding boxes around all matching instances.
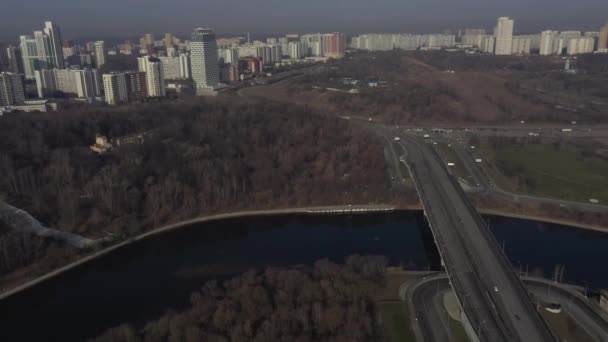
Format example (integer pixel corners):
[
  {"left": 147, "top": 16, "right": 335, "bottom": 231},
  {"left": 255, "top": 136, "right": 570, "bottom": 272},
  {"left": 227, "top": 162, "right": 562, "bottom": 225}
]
[
  {"left": 524, "top": 278, "right": 608, "bottom": 342},
  {"left": 399, "top": 135, "right": 555, "bottom": 342},
  {"left": 409, "top": 274, "right": 608, "bottom": 342}
]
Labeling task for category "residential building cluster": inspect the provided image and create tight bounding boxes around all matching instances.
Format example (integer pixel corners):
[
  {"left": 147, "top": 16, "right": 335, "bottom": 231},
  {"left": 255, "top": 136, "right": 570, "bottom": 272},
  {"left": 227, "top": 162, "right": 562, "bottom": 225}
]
[
  {"left": 351, "top": 17, "right": 608, "bottom": 57},
  {"left": 2, "top": 17, "right": 606, "bottom": 112},
  {"left": 351, "top": 34, "right": 456, "bottom": 51},
  {"left": 2, "top": 21, "right": 347, "bottom": 109}
]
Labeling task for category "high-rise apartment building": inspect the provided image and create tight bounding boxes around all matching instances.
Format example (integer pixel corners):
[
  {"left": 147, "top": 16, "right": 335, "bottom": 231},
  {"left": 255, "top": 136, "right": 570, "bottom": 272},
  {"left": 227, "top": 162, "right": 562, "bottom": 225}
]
[
  {"left": 288, "top": 41, "right": 304, "bottom": 59},
  {"left": 511, "top": 36, "right": 531, "bottom": 55},
  {"left": 158, "top": 56, "right": 183, "bottom": 79},
  {"left": 599, "top": 24, "right": 608, "bottom": 50},
  {"left": 94, "top": 41, "right": 106, "bottom": 68},
  {"left": 103, "top": 73, "right": 128, "bottom": 105},
  {"left": 179, "top": 53, "right": 191, "bottom": 79},
  {"left": 35, "top": 68, "right": 101, "bottom": 98},
  {"left": 6, "top": 46, "right": 24, "bottom": 74},
  {"left": 540, "top": 30, "right": 560, "bottom": 55},
  {"left": 43, "top": 21, "right": 65, "bottom": 69},
  {"left": 19, "top": 36, "right": 40, "bottom": 78},
  {"left": 480, "top": 36, "right": 496, "bottom": 54},
  {"left": 567, "top": 37, "right": 595, "bottom": 55},
  {"left": 140, "top": 34, "right": 154, "bottom": 52},
  {"left": 138, "top": 56, "right": 166, "bottom": 97},
  {"left": 190, "top": 28, "right": 219, "bottom": 93},
  {"left": 494, "top": 17, "right": 514, "bottom": 55},
  {"left": 164, "top": 33, "right": 174, "bottom": 48},
  {"left": 62, "top": 40, "right": 76, "bottom": 58},
  {"left": 124, "top": 71, "right": 148, "bottom": 100},
  {"left": 322, "top": 32, "right": 346, "bottom": 58},
  {"left": 18, "top": 21, "right": 65, "bottom": 78},
  {"left": 0, "top": 72, "right": 26, "bottom": 106}
]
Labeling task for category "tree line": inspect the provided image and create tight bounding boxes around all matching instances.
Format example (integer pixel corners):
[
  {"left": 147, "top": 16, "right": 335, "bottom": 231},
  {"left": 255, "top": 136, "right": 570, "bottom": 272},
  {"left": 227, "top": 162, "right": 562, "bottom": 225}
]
[
  {"left": 0, "top": 98, "right": 395, "bottom": 286},
  {"left": 91, "top": 255, "right": 388, "bottom": 342}
]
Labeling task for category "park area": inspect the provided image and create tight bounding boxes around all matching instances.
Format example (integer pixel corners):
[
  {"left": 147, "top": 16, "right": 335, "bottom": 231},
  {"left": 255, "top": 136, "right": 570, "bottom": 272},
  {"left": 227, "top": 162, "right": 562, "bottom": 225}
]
[{"left": 480, "top": 141, "right": 608, "bottom": 203}]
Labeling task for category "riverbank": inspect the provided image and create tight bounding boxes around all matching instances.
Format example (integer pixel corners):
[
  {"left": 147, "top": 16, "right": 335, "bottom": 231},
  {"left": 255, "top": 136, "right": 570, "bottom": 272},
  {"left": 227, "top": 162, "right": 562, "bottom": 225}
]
[
  {"left": 1, "top": 203, "right": 607, "bottom": 302},
  {"left": 0, "top": 204, "right": 396, "bottom": 300}
]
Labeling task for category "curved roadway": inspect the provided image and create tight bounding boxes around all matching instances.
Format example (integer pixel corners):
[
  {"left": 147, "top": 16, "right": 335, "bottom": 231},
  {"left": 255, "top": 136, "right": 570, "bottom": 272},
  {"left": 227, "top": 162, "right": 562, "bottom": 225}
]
[{"left": 409, "top": 275, "right": 608, "bottom": 342}]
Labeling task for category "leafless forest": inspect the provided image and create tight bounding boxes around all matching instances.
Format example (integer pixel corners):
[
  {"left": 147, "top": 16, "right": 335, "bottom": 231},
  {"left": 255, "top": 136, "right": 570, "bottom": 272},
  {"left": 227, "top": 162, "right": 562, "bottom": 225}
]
[{"left": 92, "top": 255, "right": 388, "bottom": 342}]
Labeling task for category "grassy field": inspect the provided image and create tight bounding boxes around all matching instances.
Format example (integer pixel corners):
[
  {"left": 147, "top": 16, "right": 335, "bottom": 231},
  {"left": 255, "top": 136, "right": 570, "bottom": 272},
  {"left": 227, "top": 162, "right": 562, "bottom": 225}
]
[
  {"left": 479, "top": 143, "right": 608, "bottom": 203},
  {"left": 378, "top": 301, "right": 415, "bottom": 342},
  {"left": 448, "top": 317, "right": 471, "bottom": 342}
]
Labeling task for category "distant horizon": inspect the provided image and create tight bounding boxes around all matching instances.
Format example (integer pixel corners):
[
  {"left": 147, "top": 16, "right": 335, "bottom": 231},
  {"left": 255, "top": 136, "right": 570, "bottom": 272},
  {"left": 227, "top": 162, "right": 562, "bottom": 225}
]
[
  {"left": 1, "top": 0, "right": 606, "bottom": 42},
  {"left": 1, "top": 22, "right": 606, "bottom": 45}
]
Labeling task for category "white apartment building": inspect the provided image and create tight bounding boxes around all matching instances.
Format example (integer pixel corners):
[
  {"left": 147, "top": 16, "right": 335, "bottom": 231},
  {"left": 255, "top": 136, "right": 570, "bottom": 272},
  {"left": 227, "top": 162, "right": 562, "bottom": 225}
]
[
  {"left": 138, "top": 56, "right": 166, "bottom": 97},
  {"left": 480, "top": 36, "right": 496, "bottom": 53},
  {"left": 494, "top": 17, "right": 514, "bottom": 55},
  {"left": 158, "top": 56, "right": 182, "bottom": 79},
  {"left": 35, "top": 68, "right": 101, "bottom": 98},
  {"left": 567, "top": 37, "right": 595, "bottom": 55},
  {"left": 178, "top": 53, "right": 191, "bottom": 79},
  {"left": 540, "top": 30, "right": 560, "bottom": 55},
  {"left": 511, "top": 36, "right": 531, "bottom": 55},
  {"left": 288, "top": 41, "right": 304, "bottom": 59},
  {"left": 102, "top": 73, "right": 128, "bottom": 105},
  {"left": 94, "top": 41, "right": 106, "bottom": 68}
]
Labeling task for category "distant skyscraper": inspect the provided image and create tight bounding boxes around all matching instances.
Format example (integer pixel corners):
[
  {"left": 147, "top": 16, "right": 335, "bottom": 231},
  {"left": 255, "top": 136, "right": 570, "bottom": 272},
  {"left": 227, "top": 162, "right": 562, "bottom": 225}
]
[
  {"left": 103, "top": 73, "right": 128, "bottom": 105},
  {"left": 19, "top": 35, "right": 40, "bottom": 78},
  {"left": 141, "top": 33, "right": 154, "bottom": 52},
  {"left": 599, "top": 23, "right": 608, "bottom": 50},
  {"left": 33, "top": 30, "right": 53, "bottom": 68},
  {"left": 43, "top": 21, "right": 65, "bottom": 68},
  {"left": 138, "top": 56, "right": 166, "bottom": 97},
  {"left": 164, "top": 33, "right": 174, "bottom": 48},
  {"left": 94, "top": 41, "right": 106, "bottom": 68},
  {"left": 190, "top": 28, "right": 220, "bottom": 93},
  {"left": 6, "top": 46, "right": 24, "bottom": 74},
  {"left": 18, "top": 21, "right": 65, "bottom": 78},
  {"left": 0, "top": 72, "right": 26, "bottom": 106},
  {"left": 494, "top": 17, "right": 514, "bottom": 55}
]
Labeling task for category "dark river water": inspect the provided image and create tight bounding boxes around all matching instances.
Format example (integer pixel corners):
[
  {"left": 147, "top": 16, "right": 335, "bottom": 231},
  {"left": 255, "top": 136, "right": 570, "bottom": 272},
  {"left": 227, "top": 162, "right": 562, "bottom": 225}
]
[{"left": 1, "top": 211, "right": 607, "bottom": 341}]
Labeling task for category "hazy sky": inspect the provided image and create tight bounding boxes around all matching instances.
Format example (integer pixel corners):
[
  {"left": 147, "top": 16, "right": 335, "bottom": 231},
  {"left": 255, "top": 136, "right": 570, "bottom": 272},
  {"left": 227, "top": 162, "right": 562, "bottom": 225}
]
[{"left": 1, "top": 0, "right": 606, "bottom": 41}]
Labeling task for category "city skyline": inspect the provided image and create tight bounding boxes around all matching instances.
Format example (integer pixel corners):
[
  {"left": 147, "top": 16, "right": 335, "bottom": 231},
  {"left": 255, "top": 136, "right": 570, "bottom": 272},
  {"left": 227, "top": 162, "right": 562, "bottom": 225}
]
[{"left": 1, "top": 0, "right": 607, "bottom": 41}]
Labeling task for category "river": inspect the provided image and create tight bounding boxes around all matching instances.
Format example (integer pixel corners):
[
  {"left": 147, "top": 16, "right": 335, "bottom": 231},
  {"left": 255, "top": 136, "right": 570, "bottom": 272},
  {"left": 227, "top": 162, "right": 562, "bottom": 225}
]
[{"left": 0, "top": 211, "right": 607, "bottom": 341}]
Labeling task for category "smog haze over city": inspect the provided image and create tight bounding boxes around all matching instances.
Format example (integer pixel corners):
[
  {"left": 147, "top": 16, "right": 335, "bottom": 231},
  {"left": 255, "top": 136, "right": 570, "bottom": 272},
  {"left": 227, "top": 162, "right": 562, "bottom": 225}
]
[{"left": 0, "top": 0, "right": 607, "bottom": 39}]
